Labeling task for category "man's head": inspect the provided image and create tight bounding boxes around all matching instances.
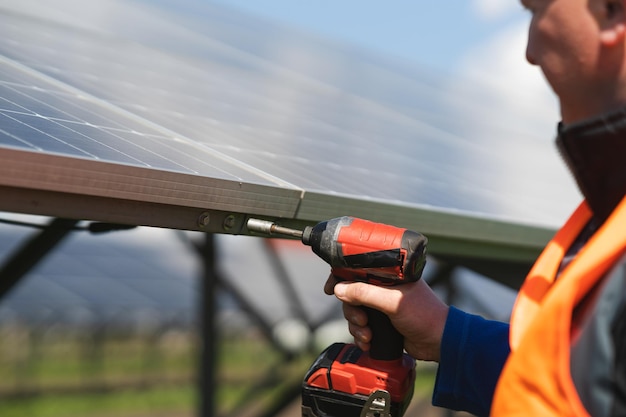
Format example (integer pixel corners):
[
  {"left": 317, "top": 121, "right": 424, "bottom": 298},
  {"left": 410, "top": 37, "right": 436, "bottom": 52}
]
[{"left": 521, "top": 0, "right": 626, "bottom": 124}]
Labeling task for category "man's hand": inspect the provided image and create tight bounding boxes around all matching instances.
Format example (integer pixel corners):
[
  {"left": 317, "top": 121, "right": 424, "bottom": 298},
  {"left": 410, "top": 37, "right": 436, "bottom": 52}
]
[{"left": 324, "top": 275, "right": 449, "bottom": 362}]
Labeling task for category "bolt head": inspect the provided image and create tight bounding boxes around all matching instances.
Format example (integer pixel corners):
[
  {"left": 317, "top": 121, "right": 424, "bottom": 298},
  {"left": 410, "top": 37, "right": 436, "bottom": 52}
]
[
  {"left": 223, "top": 215, "right": 236, "bottom": 230},
  {"left": 198, "top": 212, "right": 210, "bottom": 228}
]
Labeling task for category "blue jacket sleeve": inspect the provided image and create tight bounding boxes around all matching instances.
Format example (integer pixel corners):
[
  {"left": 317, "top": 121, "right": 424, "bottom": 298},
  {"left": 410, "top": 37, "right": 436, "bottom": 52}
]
[{"left": 432, "top": 306, "right": 510, "bottom": 417}]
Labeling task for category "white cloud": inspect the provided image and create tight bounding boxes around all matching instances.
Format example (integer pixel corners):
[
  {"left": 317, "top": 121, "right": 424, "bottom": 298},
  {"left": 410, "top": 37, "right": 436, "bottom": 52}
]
[
  {"left": 459, "top": 19, "right": 558, "bottom": 130},
  {"left": 445, "top": 18, "right": 580, "bottom": 225},
  {"left": 471, "top": 0, "right": 522, "bottom": 21}
]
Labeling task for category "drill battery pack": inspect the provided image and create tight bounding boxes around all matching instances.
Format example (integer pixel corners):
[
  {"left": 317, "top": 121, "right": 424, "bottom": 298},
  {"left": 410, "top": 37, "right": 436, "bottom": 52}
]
[{"left": 301, "top": 343, "right": 415, "bottom": 417}]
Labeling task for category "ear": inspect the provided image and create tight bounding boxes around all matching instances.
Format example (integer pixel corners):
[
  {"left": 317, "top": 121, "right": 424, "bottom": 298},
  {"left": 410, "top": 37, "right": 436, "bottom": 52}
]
[{"left": 600, "top": 0, "right": 626, "bottom": 46}]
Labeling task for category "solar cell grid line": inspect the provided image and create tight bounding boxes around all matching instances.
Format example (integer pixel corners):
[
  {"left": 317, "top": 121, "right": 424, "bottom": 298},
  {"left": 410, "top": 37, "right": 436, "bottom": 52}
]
[
  {"left": 2, "top": 82, "right": 84, "bottom": 122},
  {"left": 0, "top": 112, "right": 105, "bottom": 158},
  {"left": 0, "top": 89, "right": 37, "bottom": 115},
  {"left": 6, "top": 82, "right": 139, "bottom": 131}
]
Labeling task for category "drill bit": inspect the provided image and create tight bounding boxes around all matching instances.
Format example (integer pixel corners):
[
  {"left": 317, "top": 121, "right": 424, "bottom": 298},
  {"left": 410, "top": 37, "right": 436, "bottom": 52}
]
[{"left": 246, "top": 218, "right": 304, "bottom": 239}]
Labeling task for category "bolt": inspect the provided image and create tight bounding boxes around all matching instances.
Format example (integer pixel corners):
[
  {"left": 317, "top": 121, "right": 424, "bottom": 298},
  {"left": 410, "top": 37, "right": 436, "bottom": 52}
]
[
  {"left": 198, "top": 212, "right": 210, "bottom": 229},
  {"left": 223, "top": 214, "right": 236, "bottom": 231}
]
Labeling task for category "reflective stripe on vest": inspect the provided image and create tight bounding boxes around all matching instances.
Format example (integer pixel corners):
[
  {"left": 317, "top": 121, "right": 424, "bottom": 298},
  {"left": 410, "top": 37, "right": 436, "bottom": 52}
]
[{"left": 491, "top": 197, "right": 626, "bottom": 416}]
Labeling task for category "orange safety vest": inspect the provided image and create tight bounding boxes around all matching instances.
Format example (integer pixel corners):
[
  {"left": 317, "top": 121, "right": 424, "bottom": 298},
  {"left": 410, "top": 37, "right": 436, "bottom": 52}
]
[{"left": 491, "top": 196, "right": 626, "bottom": 416}]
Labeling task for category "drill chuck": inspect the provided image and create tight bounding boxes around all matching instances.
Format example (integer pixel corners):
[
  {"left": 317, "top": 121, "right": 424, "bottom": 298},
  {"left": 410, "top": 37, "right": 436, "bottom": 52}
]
[{"left": 246, "top": 218, "right": 304, "bottom": 238}]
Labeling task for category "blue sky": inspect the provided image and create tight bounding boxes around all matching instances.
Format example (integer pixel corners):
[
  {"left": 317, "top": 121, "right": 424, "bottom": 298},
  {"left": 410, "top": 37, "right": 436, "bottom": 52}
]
[{"left": 212, "top": 1, "right": 529, "bottom": 74}]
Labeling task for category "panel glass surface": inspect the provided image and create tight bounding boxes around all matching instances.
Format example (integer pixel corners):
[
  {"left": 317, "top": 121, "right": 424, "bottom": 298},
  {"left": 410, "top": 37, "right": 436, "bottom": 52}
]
[{"left": 0, "top": 59, "right": 291, "bottom": 187}]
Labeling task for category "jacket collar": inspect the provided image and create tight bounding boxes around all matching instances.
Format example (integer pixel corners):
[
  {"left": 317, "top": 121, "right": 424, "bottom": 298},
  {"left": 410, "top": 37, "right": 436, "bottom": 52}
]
[{"left": 556, "top": 107, "right": 626, "bottom": 223}]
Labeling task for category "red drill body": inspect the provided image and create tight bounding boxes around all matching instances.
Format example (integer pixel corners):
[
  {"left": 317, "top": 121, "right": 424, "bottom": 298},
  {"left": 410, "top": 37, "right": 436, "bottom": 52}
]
[{"left": 301, "top": 216, "right": 427, "bottom": 286}]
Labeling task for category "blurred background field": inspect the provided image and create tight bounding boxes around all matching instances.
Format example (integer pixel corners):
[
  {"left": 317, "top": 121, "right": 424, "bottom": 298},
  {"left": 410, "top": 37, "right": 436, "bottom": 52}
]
[
  {"left": 0, "top": 215, "right": 512, "bottom": 416},
  {"left": 0, "top": 322, "right": 197, "bottom": 417},
  {"left": 0, "top": 320, "right": 442, "bottom": 417}
]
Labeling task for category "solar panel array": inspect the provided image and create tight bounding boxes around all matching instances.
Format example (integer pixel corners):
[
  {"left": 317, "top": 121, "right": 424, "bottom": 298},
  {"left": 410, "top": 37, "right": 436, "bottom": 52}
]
[
  {"left": 0, "top": 219, "right": 201, "bottom": 324},
  {"left": 0, "top": 0, "right": 577, "bottom": 261}
]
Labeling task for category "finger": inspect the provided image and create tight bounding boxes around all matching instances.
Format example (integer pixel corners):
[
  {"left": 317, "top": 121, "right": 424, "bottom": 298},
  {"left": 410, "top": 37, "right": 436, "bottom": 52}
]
[
  {"left": 323, "top": 274, "right": 340, "bottom": 295},
  {"left": 334, "top": 281, "right": 400, "bottom": 315},
  {"left": 348, "top": 322, "right": 372, "bottom": 344},
  {"left": 355, "top": 340, "right": 371, "bottom": 352},
  {"left": 343, "top": 303, "right": 368, "bottom": 327}
]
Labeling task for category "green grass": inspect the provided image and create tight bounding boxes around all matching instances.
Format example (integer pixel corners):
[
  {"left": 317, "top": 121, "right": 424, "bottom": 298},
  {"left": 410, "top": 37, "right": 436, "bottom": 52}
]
[
  {"left": 0, "top": 329, "right": 313, "bottom": 416},
  {"left": 0, "top": 338, "right": 196, "bottom": 393},
  {"left": 0, "top": 328, "right": 199, "bottom": 417},
  {"left": 0, "top": 385, "right": 195, "bottom": 417}
]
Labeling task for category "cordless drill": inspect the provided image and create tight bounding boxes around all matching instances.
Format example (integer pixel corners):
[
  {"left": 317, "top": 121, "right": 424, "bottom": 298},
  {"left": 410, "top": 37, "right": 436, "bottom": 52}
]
[{"left": 246, "top": 216, "right": 428, "bottom": 417}]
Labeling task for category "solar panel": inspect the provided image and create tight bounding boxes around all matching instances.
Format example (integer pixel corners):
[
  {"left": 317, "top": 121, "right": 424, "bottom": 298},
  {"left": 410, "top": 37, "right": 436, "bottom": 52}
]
[{"left": 0, "top": 0, "right": 572, "bottom": 263}]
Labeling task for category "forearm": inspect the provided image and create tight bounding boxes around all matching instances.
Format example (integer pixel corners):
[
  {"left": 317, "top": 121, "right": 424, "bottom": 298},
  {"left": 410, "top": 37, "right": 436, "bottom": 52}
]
[{"left": 432, "top": 306, "right": 510, "bottom": 417}]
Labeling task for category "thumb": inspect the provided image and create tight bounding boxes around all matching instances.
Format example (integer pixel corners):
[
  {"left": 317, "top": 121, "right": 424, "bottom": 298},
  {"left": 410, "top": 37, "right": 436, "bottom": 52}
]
[{"left": 334, "top": 281, "right": 399, "bottom": 315}]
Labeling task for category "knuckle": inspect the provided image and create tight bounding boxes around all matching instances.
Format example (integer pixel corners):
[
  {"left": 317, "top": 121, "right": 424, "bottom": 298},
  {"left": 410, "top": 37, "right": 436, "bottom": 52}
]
[{"left": 350, "top": 282, "right": 370, "bottom": 301}]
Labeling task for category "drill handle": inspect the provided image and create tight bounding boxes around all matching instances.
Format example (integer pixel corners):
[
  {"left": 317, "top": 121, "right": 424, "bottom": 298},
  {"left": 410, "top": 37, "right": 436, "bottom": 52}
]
[{"left": 365, "top": 307, "right": 404, "bottom": 361}]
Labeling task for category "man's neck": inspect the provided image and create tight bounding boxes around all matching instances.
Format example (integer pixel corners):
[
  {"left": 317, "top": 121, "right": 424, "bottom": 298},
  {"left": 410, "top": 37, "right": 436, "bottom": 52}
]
[{"left": 557, "top": 107, "right": 626, "bottom": 223}]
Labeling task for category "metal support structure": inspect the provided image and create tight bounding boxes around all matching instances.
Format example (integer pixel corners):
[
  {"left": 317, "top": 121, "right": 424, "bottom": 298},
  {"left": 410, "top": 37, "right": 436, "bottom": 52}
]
[
  {"left": 217, "top": 271, "right": 295, "bottom": 358},
  {"left": 0, "top": 217, "right": 78, "bottom": 300},
  {"left": 199, "top": 233, "right": 218, "bottom": 417},
  {"left": 262, "top": 239, "right": 310, "bottom": 326},
  {"left": 183, "top": 232, "right": 296, "bottom": 357},
  {"left": 184, "top": 231, "right": 314, "bottom": 417}
]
